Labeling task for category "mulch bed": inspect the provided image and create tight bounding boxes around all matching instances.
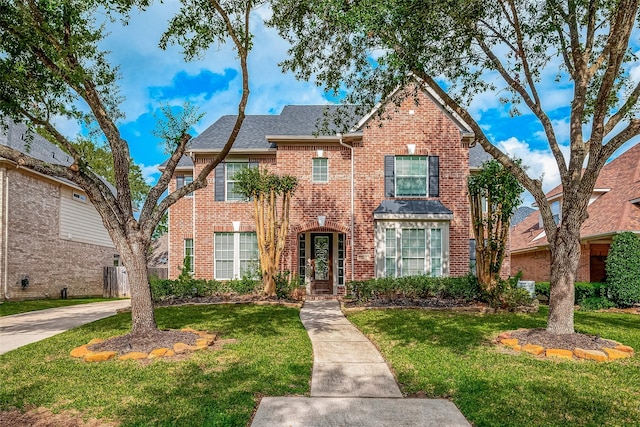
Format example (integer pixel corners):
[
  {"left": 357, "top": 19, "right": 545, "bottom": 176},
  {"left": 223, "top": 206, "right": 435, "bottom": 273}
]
[
  {"left": 508, "top": 328, "right": 619, "bottom": 351},
  {"left": 88, "top": 329, "right": 200, "bottom": 354},
  {"left": 343, "top": 297, "right": 480, "bottom": 309},
  {"left": 153, "top": 294, "right": 298, "bottom": 307}
]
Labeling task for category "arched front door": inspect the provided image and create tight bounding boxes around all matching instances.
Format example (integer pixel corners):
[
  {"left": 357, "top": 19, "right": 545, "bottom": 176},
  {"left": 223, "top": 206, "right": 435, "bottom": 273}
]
[{"left": 311, "top": 233, "right": 333, "bottom": 294}]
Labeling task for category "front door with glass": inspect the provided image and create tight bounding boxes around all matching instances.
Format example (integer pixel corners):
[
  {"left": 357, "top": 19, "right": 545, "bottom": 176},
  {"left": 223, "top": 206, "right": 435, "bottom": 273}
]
[{"left": 311, "top": 233, "right": 333, "bottom": 294}]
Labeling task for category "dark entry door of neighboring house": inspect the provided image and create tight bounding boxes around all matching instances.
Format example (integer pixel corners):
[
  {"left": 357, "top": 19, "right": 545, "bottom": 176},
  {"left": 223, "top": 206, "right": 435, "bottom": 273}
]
[{"left": 311, "top": 233, "right": 333, "bottom": 294}]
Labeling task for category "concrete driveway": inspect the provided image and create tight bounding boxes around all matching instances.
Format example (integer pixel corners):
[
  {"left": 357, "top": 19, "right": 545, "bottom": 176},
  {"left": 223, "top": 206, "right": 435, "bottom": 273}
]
[{"left": 0, "top": 299, "right": 131, "bottom": 355}]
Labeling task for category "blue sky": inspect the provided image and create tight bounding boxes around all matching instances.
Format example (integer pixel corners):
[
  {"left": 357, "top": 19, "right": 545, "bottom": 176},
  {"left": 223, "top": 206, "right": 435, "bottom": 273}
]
[{"left": 57, "top": 2, "right": 639, "bottom": 207}]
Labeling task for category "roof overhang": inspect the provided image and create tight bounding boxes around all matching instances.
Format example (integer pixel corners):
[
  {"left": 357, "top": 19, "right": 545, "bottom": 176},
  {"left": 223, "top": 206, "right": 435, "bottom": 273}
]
[
  {"left": 265, "top": 133, "right": 362, "bottom": 144},
  {"left": 511, "top": 230, "right": 640, "bottom": 254},
  {"left": 373, "top": 199, "right": 454, "bottom": 221},
  {"left": 186, "top": 147, "right": 276, "bottom": 154}
]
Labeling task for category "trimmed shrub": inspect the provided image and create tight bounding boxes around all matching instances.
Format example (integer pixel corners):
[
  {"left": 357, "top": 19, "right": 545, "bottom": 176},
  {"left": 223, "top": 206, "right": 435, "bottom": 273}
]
[
  {"left": 535, "top": 281, "right": 609, "bottom": 305},
  {"left": 149, "top": 276, "right": 260, "bottom": 302},
  {"left": 606, "top": 232, "right": 640, "bottom": 307},
  {"left": 535, "top": 282, "right": 550, "bottom": 300},
  {"left": 481, "top": 277, "right": 532, "bottom": 310},
  {"left": 578, "top": 297, "right": 615, "bottom": 311},
  {"left": 347, "top": 275, "right": 481, "bottom": 304}
]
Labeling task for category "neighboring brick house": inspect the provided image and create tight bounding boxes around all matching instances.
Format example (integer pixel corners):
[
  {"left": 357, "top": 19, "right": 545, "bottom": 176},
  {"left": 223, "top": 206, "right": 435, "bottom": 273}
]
[
  {"left": 0, "top": 120, "right": 116, "bottom": 300},
  {"left": 510, "top": 142, "right": 640, "bottom": 282},
  {"left": 166, "top": 83, "right": 491, "bottom": 295}
]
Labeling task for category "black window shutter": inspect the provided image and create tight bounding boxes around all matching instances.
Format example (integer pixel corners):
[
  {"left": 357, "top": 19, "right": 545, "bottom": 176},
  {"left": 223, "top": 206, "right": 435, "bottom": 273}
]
[
  {"left": 214, "top": 163, "right": 225, "bottom": 201},
  {"left": 384, "top": 155, "right": 395, "bottom": 197},
  {"left": 428, "top": 156, "right": 439, "bottom": 197},
  {"left": 176, "top": 175, "right": 184, "bottom": 189}
]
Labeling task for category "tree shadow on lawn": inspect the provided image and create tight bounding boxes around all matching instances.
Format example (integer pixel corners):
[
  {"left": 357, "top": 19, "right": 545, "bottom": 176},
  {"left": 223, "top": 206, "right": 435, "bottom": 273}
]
[
  {"left": 349, "top": 309, "right": 548, "bottom": 354},
  {"left": 110, "top": 357, "right": 311, "bottom": 426},
  {"left": 0, "top": 304, "right": 312, "bottom": 426},
  {"left": 77, "top": 303, "right": 306, "bottom": 341},
  {"left": 453, "top": 371, "right": 638, "bottom": 427}
]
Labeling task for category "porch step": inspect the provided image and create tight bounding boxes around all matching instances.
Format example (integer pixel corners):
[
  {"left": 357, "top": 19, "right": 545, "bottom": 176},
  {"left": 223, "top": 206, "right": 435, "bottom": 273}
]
[{"left": 305, "top": 294, "right": 341, "bottom": 301}]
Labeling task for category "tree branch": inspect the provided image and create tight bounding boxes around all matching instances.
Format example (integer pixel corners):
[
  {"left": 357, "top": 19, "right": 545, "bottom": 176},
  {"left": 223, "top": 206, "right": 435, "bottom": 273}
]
[{"left": 474, "top": 36, "right": 568, "bottom": 177}]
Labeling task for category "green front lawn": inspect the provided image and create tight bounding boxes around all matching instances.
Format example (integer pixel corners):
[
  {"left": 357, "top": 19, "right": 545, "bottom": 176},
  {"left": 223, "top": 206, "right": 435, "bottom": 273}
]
[
  {"left": 0, "top": 298, "right": 116, "bottom": 316},
  {"left": 0, "top": 304, "right": 313, "bottom": 426},
  {"left": 347, "top": 306, "right": 640, "bottom": 427}
]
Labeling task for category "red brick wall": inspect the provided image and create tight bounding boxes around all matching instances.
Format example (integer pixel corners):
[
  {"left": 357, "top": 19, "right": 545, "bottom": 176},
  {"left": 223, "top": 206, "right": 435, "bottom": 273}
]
[
  {"left": 168, "top": 88, "right": 472, "bottom": 281},
  {"left": 510, "top": 243, "right": 602, "bottom": 283},
  {"left": 354, "top": 91, "right": 471, "bottom": 278}
]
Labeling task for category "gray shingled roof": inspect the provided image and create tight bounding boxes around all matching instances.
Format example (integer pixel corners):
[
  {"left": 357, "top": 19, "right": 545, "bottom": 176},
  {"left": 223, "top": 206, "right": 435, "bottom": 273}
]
[
  {"left": 469, "top": 143, "right": 493, "bottom": 168},
  {"left": 373, "top": 200, "right": 454, "bottom": 216},
  {"left": 1, "top": 118, "right": 116, "bottom": 194},
  {"left": 1, "top": 119, "right": 73, "bottom": 166},
  {"left": 511, "top": 206, "right": 537, "bottom": 226},
  {"left": 189, "top": 105, "right": 362, "bottom": 151}
]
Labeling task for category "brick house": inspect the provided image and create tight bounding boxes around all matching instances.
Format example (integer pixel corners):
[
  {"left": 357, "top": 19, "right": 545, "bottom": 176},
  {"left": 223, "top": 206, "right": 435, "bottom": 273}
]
[
  {"left": 166, "top": 83, "right": 491, "bottom": 295},
  {"left": 510, "top": 142, "right": 640, "bottom": 282},
  {"left": 0, "top": 120, "right": 116, "bottom": 300}
]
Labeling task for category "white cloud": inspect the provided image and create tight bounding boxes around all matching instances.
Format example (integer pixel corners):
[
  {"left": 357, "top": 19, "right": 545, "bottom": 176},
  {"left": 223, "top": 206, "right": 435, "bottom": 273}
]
[
  {"left": 140, "top": 163, "right": 162, "bottom": 184},
  {"left": 495, "top": 137, "right": 569, "bottom": 206},
  {"left": 533, "top": 117, "right": 571, "bottom": 144}
]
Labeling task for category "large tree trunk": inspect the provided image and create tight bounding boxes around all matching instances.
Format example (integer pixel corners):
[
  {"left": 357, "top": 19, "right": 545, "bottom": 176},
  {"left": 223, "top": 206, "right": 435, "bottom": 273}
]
[
  {"left": 546, "top": 226, "right": 582, "bottom": 334},
  {"left": 119, "top": 241, "right": 157, "bottom": 335}
]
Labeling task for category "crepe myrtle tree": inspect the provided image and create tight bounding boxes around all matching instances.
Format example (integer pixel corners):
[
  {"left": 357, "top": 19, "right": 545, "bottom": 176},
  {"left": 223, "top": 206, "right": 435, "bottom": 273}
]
[
  {"left": 469, "top": 160, "right": 524, "bottom": 292},
  {"left": 270, "top": 0, "right": 640, "bottom": 334},
  {"left": 233, "top": 166, "right": 298, "bottom": 296},
  {"left": 0, "top": 0, "right": 256, "bottom": 337}
]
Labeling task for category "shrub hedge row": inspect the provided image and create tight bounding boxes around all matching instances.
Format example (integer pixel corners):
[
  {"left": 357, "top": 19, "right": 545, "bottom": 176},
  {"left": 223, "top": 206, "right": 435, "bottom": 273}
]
[
  {"left": 149, "top": 277, "right": 260, "bottom": 302},
  {"left": 347, "top": 275, "right": 482, "bottom": 303}
]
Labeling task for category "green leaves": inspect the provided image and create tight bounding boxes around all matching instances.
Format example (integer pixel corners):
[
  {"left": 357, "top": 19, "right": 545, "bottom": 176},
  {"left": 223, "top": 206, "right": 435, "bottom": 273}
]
[
  {"left": 468, "top": 159, "right": 525, "bottom": 225},
  {"left": 232, "top": 167, "right": 298, "bottom": 198},
  {"left": 152, "top": 102, "right": 204, "bottom": 151},
  {"left": 72, "top": 138, "right": 151, "bottom": 205},
  {"left": 606, "top": 232, "right": 640, "bottom": 307}
]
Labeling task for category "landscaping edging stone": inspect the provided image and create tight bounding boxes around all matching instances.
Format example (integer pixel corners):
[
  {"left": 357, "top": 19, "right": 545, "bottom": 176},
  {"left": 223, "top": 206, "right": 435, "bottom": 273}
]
[
  {"left": 497, "top": 333, "right": 635, "bottom": 362},
  {"left": 70, "top": 329, "right": 217, "bottom": 362}
]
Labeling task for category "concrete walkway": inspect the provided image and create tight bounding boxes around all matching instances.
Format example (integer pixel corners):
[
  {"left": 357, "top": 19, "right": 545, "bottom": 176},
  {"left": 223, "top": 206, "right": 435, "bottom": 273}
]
[
  {"left": 251, "top": 300, "right": 471, "bottom": 426},
  {"left": 0, "top": 299, "right": 131, "bottom": 355}
]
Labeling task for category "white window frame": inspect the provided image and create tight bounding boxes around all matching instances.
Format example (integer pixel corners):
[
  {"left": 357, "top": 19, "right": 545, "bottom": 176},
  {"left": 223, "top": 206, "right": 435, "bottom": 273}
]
[
  {"left": 226, "top": 162, "right": 248, "bottom": 202},
  {"left": 177, "top": 175, "right": 194, "bottom": 197},
  {"left": 312, "top": 157, "right": 329, "bottom": 183},
  {"left": 214, "top": 232, "right": 258, "bottom": 279},
  {"left": 184, "top": 238, "right": 194, "bottom": 274},
  {"left": 395, "top": 156, "right": 428, "bottom": 197},
  {"left": 378, "top": 223, "right": 448, "bottom": 278}
]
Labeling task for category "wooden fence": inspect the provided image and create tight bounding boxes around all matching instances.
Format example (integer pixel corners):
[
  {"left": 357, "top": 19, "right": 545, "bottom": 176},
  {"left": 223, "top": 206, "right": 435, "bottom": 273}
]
[
  {"left": 103, "top": 266, "right": 130, "bottom": 298},
  {"left": 148, "top": 267, "right": 168, "bottom": 279},
  {"left": 103, "top": 266, "right": 168, "bottom": 298}
]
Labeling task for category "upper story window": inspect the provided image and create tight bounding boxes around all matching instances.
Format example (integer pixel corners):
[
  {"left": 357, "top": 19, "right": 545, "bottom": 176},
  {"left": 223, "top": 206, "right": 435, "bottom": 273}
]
[
  {"left": 312, "top": 158, "right": 328, "bottom": 183},
  {"left": 72, "top": 192, "right": 87, "bottom": 202},
  {"left": 395, "top": 156, "right": 428, "bottom": 196},
  {"left": 176, "top": 175, "right": 194, "bottom": 197},
  {"left": 385, "top": 155, "right": 439, "bottom": 198},
  {"left": 214, "top": 162, "right": 256, "bottom": 202},
  {"left": 226, "top": 162, "right": 247, "bottom": 201}
]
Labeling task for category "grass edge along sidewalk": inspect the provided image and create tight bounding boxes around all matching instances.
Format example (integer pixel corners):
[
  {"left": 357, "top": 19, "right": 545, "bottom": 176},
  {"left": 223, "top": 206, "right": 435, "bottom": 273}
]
[{"left": 0, "top": 298, "right": 118, "bottom": 317}]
